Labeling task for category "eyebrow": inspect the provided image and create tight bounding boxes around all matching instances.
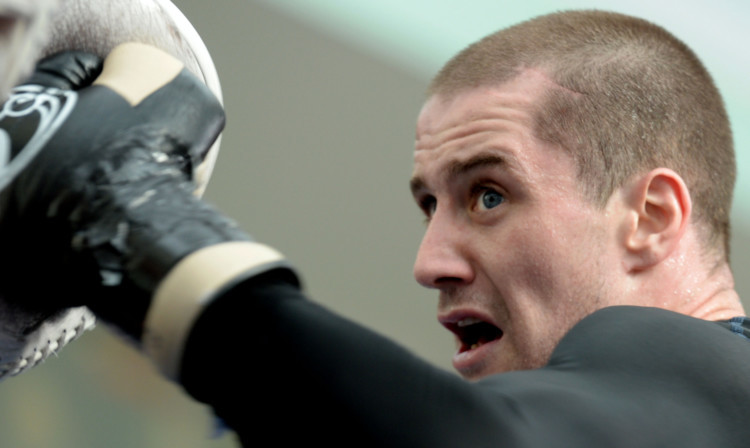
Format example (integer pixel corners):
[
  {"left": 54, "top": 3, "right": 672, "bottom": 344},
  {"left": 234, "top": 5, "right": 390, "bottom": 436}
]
[{"left": 410, "top": 152, "right": 507, "bottom": 196}]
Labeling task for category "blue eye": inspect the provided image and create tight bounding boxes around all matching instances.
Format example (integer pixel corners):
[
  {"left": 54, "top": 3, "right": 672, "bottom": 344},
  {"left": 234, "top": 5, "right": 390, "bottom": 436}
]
[{"left": 480, "top": 189, "right": 504, "bottom": 210}]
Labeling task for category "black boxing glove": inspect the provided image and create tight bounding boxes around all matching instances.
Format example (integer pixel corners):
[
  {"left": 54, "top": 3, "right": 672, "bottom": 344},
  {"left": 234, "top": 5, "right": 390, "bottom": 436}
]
[
  {"left": 0, "top": 43, "right": 298, "bottom": 380},
  {"left": 23, "top": 51, "right": 103, "bottom": 91},
  {"left": 0, "top": 51, "right": 104, "bottom": 379}
]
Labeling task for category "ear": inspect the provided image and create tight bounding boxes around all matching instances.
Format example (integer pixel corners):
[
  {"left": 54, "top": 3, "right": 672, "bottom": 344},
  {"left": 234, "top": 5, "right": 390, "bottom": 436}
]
[{"left": 621, "top": 168, "right": 692, "bottom": 272}]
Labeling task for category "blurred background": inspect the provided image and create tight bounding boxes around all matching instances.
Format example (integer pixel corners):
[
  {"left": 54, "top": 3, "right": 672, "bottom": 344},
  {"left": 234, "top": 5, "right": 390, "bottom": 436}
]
[{"left": 0, "top": 0, "right": 748, "bottom": 446}]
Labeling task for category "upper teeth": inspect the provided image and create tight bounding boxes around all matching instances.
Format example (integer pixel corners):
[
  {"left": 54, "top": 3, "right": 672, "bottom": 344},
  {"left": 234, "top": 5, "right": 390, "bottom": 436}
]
[{"left": 457, "top": 317, "right": 482, "bottom": 327}]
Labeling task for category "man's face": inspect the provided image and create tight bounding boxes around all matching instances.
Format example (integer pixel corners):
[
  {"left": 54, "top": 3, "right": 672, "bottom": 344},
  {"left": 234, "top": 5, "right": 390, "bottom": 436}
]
[{"left": 411, "top": 71, "right": 623, "bottom": 380}]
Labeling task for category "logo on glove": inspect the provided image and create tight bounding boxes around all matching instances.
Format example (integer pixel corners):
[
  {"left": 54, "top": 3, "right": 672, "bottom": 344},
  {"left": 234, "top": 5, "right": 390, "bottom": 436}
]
[{"left": 0, "top": 85, "right": 77, "bottom": 191}]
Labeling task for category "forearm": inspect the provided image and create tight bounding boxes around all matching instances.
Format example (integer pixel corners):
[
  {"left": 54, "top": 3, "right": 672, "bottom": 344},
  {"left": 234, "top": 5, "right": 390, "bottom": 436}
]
[{"left": 177, "top": 276, "right": 517, "bottom": 447}]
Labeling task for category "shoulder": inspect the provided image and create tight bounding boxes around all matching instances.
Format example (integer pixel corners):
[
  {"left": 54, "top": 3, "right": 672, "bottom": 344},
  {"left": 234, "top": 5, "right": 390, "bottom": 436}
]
[
  {"left": 549, "top": 305, "right": 750, "bottom": 381},
  {"left": 479, "top": 307, "right": 750, "bottom": 446}
]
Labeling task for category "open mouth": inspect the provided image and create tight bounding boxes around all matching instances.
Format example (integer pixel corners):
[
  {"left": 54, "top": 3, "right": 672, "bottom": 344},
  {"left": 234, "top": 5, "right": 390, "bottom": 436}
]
[{"left": 445, "top": 317, "right": 503, "bottom": 353}]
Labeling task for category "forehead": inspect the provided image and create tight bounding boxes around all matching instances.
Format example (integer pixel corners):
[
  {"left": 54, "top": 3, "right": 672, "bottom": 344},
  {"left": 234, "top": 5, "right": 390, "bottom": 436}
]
[
  {"left": 416, "top": 68, "right": 555, "bottom": 138},
  {"left": 412, "top": 70, "right": 575, "bottom": 191}
]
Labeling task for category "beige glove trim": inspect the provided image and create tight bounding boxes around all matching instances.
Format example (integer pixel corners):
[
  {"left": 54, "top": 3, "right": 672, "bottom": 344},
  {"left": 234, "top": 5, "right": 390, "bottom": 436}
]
[
  {"left": 93, "top": 42, "right": 184, "bottom": 107},
  {"left": 143, "top": 241, "right": 286, "bottom": 380}
]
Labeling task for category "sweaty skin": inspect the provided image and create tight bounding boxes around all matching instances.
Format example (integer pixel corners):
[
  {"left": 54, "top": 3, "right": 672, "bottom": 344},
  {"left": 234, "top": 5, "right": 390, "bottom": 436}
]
[{"left": 411, "top": 71, "right": 631, "bottom": 379}]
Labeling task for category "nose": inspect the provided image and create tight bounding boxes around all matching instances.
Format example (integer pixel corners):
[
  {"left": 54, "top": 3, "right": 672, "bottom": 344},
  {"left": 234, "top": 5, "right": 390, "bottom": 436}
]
[{"left": 413, "top": 213, "right": 474, "bottom": 289}]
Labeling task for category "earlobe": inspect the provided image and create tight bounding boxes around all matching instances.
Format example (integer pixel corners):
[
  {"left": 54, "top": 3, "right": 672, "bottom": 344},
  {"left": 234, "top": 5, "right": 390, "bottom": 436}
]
[{"left": 623, "top": 169, "right": 692, "bottom": 271}]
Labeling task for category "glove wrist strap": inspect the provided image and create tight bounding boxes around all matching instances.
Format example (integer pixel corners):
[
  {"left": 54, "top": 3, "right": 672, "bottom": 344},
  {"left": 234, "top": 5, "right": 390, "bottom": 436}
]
[{"left": 143, "top": 241, "right": 294, "bottom": 380}]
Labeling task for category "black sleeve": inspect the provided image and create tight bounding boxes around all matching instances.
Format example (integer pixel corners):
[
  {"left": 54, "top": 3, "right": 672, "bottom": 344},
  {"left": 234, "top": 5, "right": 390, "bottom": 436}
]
[{"left": 179, "top": 279, "right": 750, "bottom": 447}]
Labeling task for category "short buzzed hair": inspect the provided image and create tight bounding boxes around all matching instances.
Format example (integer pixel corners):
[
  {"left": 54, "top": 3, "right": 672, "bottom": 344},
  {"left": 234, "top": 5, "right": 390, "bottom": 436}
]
[{"left": 430, "top": 10, "right": 734, "bottom": 259}]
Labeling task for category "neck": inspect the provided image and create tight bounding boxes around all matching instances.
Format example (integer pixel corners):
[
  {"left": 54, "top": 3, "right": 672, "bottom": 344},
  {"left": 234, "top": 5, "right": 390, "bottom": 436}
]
[
  {"left": 629, "top": 236, "right": 745, "bottom": 321},
  {"left": 678, "top": 262, "right": 745, "bottom": 320}
]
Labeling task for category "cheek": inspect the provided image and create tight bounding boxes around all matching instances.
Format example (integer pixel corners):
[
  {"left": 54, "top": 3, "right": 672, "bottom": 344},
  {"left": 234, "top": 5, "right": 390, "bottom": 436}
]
[
  {"left": 494, "top": 220, "right": 569, "bottom": 294},
  {"left": 495, "top": 227, "right": 608, "bottom": 369},
  {"left": 492, "top": 208, "right": 609, "bottom": 310}
]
